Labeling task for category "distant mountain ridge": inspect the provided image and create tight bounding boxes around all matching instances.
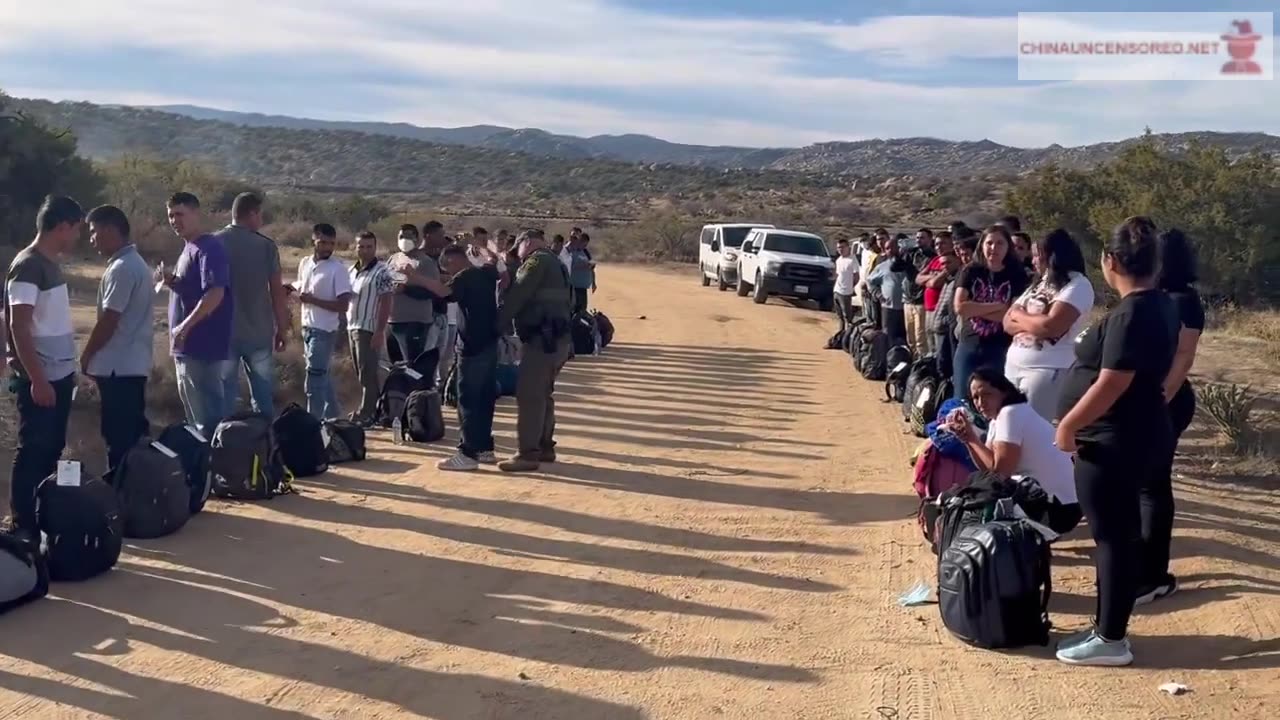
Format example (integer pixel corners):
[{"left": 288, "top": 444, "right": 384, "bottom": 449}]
[
  {"left": 145, "top": 104, "right": 786, "bottom": 168},
  {"left": 10, "top": 98, "right": 1279, "bottom": 194},
  {"left": 145, "top": 103, "right": 1280, "bottom": 174}
]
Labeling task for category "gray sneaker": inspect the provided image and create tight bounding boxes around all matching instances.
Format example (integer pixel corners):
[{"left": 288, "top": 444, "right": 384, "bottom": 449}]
[
  {"left": 1056, "top": 630, "right": 1133, "bottom": 667},
  {"left": 1057, "top": 625, "right": 1097, "bottom": 650},
  {"left": 1135, "top": 577, "right": 1179, "bottom": 607},
  {"left": 476, "top": 451, "right": 498, "bottom": 465},
  {"left": 438, "top": 453, "right": 480, "bottom": 472}
]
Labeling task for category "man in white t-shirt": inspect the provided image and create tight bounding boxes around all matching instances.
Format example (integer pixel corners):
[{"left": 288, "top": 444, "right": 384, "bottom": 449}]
[
  {"left": 832, "top": 237, "right": 859, "bottom": 336},
  {"left": 296, "top": 223, "right": 353, "bottom": 420}
]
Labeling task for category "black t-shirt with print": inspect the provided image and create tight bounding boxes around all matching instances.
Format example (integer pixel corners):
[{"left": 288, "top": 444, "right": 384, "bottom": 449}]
[
  {"left": 955, "top": 263, "right": 1028, "bottom": 348},
  {"left": 449, "top": 265, "right": 500, "bottom": 357},
  {"left": 1057, "top": 289, "right": 1180, "bottom": 445}
]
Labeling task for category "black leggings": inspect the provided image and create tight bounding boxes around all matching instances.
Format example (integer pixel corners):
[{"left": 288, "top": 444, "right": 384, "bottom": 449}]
[
  {"left": 1075, "top": 439, "right": 1162, "bottom": 640},
  {"left": 1140, "top": 384, "right": 1195, "bottom": 588}
]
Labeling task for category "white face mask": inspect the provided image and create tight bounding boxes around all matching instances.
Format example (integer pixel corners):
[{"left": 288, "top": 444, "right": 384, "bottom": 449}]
[{"left": 397, "top": 237, "right": 417, "bottom": 253}]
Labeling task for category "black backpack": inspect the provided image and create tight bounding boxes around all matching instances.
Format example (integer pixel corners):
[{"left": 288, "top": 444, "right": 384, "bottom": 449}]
[
  {"left": 570, "top": 313, "right": 597, "bottom": 356},
  {"left": 156, "top": 423, "right": 213, "bottom": 514},
  {"left": 933, "top": 472, "right": 1053, "bottom": 555},
  {"left": 323, "top": 419, "right": 367, "bottom": 464},
  {"left": 938, "top": 520, "right": 1052, "bottom": 649},
  {"left": 909, "top": 376, "right": 953, "bottom": 438},
  {"left": 35, "top": 470, "right": 123, "bottom": 582},
  {"left": 209, "top": 412, "right": 292, "bottom": 500},
  {"left": 376, "top": 364, "right": 430, "bottom": 428},
  {"left": 115, "top": 440, "right": 192, "bottom": 539},
  {"left": 0, "top": 531, "right": 48, "bottom": 614},
  {"left": 859, "top": 330, "right": 890, "bottom": 381},
  {"left": 883, "top": 345, "right": 913, "bottom": 402},
  {"left": 902, "top": 356, "right": 939, "bottom": 422},
  {"left": 842, "top": 320, "right": 864, "bottom": 356},
  {"left": 592, "top": 310, "right": 614, "bottom": 349},
  {"left": 272, "top": 403, "right": 329, "bottom": 478},
  {"left": 402, "top": 389, "right": 445, "bottom": 443}
]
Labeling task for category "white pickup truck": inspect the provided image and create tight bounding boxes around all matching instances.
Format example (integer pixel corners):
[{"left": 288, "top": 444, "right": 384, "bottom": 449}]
[{"left": 736, "top": 228, "right": 835, "bottom": 311}]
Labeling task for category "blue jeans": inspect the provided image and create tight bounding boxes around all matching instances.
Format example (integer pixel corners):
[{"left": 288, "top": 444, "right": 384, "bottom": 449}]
[
  {"left": 303, "top": 327, "right": 340, "bottom": 420},
  {"left": 175, "top": 357, "right": 231, "bottom": 438},
  {"left": 952, "top": 339, "right": 1008, "bottom": 404},
  {"left": 222, "top": 342, "right": 275, "bottom": 417},
  {"left": 456, "top": 346, "right": 498, "bottom": 458}
]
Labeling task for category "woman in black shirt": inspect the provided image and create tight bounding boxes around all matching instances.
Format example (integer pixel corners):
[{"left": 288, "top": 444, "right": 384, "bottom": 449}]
[
  {"left": 951, "top": 225, "right": 1029, "bottom": 403},
  {"left": 1136, "top": 228, "right": 1205, "bottom": 606},
  {"left": 1055, "top": 216, "right": 1180, "bottom": 667}
]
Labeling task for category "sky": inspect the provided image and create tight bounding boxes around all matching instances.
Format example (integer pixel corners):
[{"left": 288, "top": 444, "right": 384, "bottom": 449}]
[{"left": 0, "top": 0, "right": 1275, "bottom": 149}]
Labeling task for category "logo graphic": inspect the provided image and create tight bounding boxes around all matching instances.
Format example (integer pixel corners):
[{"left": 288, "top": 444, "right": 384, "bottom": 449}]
[{"left": 1222, "top": 19, "right": 1263, "bottom": 74}]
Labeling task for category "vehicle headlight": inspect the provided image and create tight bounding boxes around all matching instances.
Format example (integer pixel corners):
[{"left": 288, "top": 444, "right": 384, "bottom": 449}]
[
  {"left": 763, "top": 261, "right": 782, "bottom": 276},
  {"left": 724, "top": 250, "right": 738, "bottom": 262}
]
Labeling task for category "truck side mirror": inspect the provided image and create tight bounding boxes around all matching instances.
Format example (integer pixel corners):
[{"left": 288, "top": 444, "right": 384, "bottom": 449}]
[{"left": 710, "top": 240, "right": 720, "bottom": 252}]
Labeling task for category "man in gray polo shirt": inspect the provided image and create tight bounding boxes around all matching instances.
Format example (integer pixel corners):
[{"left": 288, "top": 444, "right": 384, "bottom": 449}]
[
  {"left": 215, "top": 192, "right": 290, "bottom": 416},
  {"left": 81, "top": 205, "right": 155, "bottom": 480}
]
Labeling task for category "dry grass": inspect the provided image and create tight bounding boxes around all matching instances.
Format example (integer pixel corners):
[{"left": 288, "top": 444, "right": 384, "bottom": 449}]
[{"left": 1210, "top": 305, "right": 1280, "bottom": 355}]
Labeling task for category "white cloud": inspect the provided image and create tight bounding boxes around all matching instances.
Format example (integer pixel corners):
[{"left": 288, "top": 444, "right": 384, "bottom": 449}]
[{"left": 1, "top": 1, "right": 1276, "bottom": 147}]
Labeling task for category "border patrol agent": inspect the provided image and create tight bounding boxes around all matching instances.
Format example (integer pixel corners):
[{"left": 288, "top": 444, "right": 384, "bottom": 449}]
[{"left": 495, "top": 229, "right": 572, "bottom": 473}]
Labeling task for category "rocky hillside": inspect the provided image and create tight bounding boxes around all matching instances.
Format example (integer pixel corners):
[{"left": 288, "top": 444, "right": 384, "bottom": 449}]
[
  {"left": 148, "top": 103, "right": 1280, "bottom": 175},
  {"left": 11, "top": 98, "right": 831, "bottom": 197},
  {"left": 12, "top": 97, "right": 1279, "bottom": 192}
]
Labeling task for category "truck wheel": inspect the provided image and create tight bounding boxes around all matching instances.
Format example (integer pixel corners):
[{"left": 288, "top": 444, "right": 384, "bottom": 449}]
[
  {"left": 819, "top": 296, "right": 834, "bottom": 312},
  {"left": 717, "top": 271, "right": 730, "bottom": 291},
  {"left": 736, "top": 273, "right": 750, "bottom": 297},
  {"left": 752, "top": 272, "right": 768, "bottom": 304},
  {"left": 700, "top": 266, "right": 711, "bottom": 287}
]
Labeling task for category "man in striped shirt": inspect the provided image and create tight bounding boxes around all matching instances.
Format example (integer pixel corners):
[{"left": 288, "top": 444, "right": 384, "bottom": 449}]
[{"left": 347, "top": 231, "right": 393, "bottom": 426}]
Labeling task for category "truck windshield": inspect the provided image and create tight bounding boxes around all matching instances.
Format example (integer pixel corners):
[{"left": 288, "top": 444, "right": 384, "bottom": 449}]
[
  {"left": 763, "top": 234, "right": 829, "bottom": 256},
  {"left": 721, "top": 227, "right": 754, "bottom": 248}
]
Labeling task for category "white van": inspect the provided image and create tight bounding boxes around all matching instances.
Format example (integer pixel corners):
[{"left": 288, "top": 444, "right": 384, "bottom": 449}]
[
  {"left": 697, "top": 223, "right": 775, "bottom": 291},
  {"left": 736, "top": 228, "right": 835, "bottom": 310}
]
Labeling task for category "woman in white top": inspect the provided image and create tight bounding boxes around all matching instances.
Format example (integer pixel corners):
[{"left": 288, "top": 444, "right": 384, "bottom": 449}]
[
  {"left": 948, "top": 366, "right": 1082, "bottom": 535},
  {"left": 1002, "top": 229, "right": 1095, "bottom": 422}
]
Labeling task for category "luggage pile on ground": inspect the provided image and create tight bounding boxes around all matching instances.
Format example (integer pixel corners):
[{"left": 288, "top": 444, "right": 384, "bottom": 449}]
[
  {"left": 838, "top": 312, "right": 1058, "bottom": 652},
  {"left": 1, "top": 401, "right": 373, "bottom": 616}
]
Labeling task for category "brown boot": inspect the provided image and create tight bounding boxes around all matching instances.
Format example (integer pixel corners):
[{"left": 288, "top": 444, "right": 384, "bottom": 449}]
[{"left": 499, "top": 456, "right": 541, "bottom": 473}]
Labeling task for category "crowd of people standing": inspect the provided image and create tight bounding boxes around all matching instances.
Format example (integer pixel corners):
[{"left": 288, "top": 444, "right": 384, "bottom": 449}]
[
  {"left": 3, "top": 193, "right": 603, "bottom": 544},
  {"left": 835, "top": 215, "right": 1205, "bottom": 667}
]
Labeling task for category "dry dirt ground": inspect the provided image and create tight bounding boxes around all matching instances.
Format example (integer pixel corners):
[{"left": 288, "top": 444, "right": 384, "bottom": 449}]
[{"left": 2, "top": 264, "right": 1279, "bottom": 720}]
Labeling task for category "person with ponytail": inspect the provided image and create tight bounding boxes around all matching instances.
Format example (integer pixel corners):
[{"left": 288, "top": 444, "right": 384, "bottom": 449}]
[{"left": 1054, "top": 216, "right": 1180, "bottom": 667}]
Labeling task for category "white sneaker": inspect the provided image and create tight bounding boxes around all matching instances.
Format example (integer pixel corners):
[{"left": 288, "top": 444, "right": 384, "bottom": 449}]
[
  {"left": 438, "top": 453, "right": 479, "bottom": 472},
  {"left": 476, "top": 451, "right": 498, "bottom": 465}
]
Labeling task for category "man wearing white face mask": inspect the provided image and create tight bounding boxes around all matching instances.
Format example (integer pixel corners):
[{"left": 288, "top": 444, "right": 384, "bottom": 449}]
[{"left": 386, "top": 223, "right": 442, "bottom": 385}]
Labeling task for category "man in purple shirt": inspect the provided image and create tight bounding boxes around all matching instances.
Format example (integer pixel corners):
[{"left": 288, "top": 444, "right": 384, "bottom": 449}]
[{"left": 156, "top": 192, "right": 234, "bottom": 435}]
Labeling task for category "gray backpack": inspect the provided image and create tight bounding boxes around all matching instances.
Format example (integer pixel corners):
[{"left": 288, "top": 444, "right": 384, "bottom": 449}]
[{"left": 0, "top": 532, "right": 48, "bottom": 614}]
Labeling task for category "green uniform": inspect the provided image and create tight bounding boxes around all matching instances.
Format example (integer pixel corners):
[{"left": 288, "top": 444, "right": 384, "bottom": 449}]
[{"left": 497, "top": 249, "right": 573, "bottom": 460}]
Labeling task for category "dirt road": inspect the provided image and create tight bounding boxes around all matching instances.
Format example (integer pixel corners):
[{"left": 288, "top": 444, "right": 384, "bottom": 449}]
[{"left": 2, "top": 265, "right": 1277, "bottom": 719}]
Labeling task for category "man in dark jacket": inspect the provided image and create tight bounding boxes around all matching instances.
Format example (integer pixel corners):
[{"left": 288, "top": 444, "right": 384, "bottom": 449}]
[{"left": 494, "top": 230, "right": 572, "bottom": 472}]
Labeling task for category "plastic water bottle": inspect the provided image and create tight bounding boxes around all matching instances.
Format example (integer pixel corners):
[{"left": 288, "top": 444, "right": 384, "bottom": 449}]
[{"left": 392, "top": 417, "right": 404, "bottom": 445}]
